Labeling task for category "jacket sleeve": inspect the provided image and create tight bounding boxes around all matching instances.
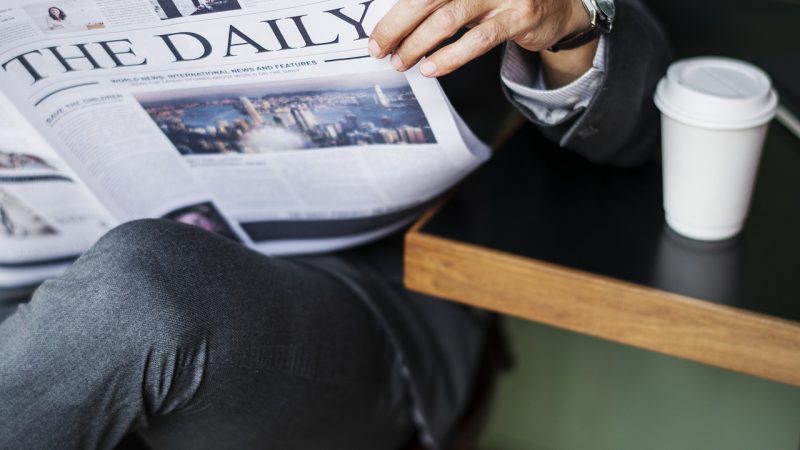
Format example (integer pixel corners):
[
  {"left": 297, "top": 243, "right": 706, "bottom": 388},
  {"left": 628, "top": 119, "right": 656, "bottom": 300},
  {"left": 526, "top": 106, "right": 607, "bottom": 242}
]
[{"left": 501, "top": 0, "right": 673, "bottom": 167}]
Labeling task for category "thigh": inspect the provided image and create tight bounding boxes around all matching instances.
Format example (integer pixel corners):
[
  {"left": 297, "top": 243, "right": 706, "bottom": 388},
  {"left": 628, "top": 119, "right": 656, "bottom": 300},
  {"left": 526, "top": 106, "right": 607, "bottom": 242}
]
[
  {"left": 0, "top": 220, "right": 414, "bottom": 450},
  {"left": 138, "top": 242, "right": 414, "bottom": 450}
]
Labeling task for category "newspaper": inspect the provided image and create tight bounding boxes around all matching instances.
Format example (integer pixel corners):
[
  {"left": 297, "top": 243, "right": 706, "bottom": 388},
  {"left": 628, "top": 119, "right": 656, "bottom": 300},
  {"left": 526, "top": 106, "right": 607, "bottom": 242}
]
[{"left": 0, "top": 0, "right": 489, "bottom": 287}]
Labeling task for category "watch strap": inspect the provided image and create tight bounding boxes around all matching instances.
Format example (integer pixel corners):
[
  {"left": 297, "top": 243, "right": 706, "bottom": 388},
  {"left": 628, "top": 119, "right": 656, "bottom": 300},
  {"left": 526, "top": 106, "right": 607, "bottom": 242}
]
[
  {"left": 547, "top": 0, "right": 608, "bottom": 53},
  {"left": 547, "top": 25, "right": 602, "bottom": 52}
]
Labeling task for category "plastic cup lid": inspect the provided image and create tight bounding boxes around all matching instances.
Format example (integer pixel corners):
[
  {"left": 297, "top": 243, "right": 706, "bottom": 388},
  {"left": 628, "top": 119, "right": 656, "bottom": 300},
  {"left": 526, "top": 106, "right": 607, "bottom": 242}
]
[{"left": 654, "top": 57, "right": 778, "bottom": 130}]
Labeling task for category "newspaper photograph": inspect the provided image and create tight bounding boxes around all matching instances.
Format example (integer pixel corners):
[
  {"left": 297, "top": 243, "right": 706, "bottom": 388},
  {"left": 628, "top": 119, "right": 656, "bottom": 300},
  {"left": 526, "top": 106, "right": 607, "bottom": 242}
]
[
  {"left": 136, "top": 70, "right": 437, "bottom": 155},
  {"left": 0, "top": 189, "right": 58, "bottom": 238},
  {"left": 23, "top": 0, "right": 107, "bottom": 34},
  {"left": 0, "top": 136, "right": 114, "bottom": 286},
  {"left": 150, "top": 0, "right": 243, "bottom": 20}
]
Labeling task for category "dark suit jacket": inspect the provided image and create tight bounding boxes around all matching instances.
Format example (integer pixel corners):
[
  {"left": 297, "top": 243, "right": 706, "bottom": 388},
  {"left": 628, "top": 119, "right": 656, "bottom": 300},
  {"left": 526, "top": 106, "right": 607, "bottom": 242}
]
[{"left": 504, "top": 0, "right": 673, "bottom": 167}]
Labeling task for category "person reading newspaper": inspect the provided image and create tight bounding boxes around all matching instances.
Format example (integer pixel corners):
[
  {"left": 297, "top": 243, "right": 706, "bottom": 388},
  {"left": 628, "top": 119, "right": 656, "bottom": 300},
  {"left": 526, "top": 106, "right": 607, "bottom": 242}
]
[{"left": 0, "top": 0, "right": 670, "bottom": 448}]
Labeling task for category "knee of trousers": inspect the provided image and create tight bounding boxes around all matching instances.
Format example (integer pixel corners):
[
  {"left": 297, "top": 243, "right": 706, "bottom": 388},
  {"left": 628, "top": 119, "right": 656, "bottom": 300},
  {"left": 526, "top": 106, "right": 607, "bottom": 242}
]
[
  {"left": 42, "top": 219, "right": 230, "bottom": 345},
  {"left": 25, "top": 219, "right": 251, "bottom": 416}
]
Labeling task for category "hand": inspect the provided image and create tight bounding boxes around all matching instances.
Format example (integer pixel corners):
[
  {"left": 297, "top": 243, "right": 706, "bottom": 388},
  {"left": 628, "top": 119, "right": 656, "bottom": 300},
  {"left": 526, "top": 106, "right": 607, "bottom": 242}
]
[{"left": 369, "top": 0, "right": 592, "bottom": 78}]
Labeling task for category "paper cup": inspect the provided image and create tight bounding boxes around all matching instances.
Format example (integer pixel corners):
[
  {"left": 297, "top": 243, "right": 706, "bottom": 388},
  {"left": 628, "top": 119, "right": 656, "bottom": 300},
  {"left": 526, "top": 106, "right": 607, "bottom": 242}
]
[{"left": 654, "top": 57, "right": 778, "bottom": 241}]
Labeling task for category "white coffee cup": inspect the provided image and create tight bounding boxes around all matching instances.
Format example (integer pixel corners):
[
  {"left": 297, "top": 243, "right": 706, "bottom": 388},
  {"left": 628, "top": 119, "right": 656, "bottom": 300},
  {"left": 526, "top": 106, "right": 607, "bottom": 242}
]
[{"left": 654, "top": 57, "right": 778, "bottom": 241}]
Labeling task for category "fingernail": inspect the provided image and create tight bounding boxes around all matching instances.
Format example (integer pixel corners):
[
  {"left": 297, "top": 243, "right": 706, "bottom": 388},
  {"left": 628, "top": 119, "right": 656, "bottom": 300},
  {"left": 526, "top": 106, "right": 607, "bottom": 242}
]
[
  {"left": 420, "top": 61, "right": 437, "bottom": 77},
  {"left": 368, "top": 39, "right": 382, "bottom": 58},
  {"left": 391, "top": 54, "right": 404, "bottom": 71}
]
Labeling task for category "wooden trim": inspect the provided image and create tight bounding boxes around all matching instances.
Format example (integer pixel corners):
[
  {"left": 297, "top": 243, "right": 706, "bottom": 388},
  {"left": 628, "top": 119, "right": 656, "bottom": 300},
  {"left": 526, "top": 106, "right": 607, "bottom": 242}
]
[
  {"left": 404, "top": 229, "right": 800, "bottom": 387},
  {"left": 489, "top": 112, "right": 527, "bottom": 150}
]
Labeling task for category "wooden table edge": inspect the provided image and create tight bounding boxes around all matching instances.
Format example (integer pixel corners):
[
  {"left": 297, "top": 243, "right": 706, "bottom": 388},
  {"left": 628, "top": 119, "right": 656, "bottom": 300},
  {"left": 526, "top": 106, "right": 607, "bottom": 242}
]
[{"left": 404, "top": 221, "right": 800, "bottom": 388}]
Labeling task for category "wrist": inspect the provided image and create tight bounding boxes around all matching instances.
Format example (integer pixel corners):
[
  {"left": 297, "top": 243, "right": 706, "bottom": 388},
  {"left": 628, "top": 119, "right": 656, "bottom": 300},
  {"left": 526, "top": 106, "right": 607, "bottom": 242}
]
[
  {"left": 562, "top": 0, "right": 592, "bottom": 41},
  {"left": 548, "top": 0, "right": 614, "bottom": 53},
  {"left": 537, "top": 0, "right": 604, "bottom": 88},
  {"left": 539, "top": 37, "right": 598, "bottom": 89}
]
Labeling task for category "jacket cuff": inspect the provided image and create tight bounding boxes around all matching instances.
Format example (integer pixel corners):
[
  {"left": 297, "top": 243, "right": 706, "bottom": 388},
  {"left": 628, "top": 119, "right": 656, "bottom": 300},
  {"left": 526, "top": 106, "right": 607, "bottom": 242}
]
[{"left": 500, "top": 0, "right": 673, "bottom": 167}]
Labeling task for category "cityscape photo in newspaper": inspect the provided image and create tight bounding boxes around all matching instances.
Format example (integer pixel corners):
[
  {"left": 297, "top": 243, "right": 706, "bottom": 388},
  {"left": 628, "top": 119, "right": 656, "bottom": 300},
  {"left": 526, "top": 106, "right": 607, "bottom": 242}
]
[{"left": 137, "top": 70, "right": 436, "bottom": 156}]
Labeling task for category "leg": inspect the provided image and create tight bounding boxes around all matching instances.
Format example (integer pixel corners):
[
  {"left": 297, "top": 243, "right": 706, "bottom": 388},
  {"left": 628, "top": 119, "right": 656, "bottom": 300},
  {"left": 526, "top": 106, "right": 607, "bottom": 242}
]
[{"left": 0, "top": 220, "right": 414, "bottom": 450}]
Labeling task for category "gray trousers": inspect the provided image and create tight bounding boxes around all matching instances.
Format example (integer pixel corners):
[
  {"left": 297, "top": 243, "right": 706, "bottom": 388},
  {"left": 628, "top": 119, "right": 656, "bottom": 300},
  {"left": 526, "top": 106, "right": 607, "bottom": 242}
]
[{"left": 0, "top": 220, "right": 421, "bottom": 449}]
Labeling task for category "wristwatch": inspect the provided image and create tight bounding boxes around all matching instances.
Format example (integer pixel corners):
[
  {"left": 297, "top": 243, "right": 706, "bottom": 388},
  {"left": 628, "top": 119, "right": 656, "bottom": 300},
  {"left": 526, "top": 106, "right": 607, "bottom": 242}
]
[{"left": 548, "top": 0, "right": 615, "bottom": 52}]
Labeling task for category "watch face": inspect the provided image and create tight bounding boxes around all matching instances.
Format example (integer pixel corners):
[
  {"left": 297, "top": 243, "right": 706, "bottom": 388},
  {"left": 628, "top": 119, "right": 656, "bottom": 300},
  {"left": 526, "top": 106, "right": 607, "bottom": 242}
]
[{"left": 594, "top": 0, "right": 616, "bottom": 20}]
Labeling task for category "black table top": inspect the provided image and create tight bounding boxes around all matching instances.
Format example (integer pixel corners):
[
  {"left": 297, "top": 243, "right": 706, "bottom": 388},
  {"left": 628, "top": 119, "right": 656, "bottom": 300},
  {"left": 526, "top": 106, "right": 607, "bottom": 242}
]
[{"left": 423, "top": 122, "right": 800, "bottom": 323}]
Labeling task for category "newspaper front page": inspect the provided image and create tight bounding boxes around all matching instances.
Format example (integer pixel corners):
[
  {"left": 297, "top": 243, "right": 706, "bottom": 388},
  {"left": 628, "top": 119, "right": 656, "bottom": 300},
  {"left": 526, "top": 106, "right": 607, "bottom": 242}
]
[{"left": 0, "top": 0, "right": 489, "bottom": 264}]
